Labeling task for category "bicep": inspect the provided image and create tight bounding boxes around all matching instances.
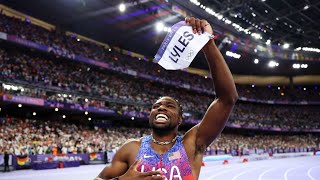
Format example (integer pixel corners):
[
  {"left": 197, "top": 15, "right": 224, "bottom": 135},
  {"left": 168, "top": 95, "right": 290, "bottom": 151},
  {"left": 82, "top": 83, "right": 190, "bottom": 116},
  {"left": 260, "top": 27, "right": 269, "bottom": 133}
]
[
  {"left": 98, "top": 150, "right": 129, "bottom": 179},
  {"left": 196, "top": 99, "right": 235, "bottom": 147}
]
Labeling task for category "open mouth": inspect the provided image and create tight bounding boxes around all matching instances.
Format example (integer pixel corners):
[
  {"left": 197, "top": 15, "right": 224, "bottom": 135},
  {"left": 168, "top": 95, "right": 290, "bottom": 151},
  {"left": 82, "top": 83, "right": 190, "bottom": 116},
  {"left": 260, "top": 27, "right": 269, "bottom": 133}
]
[{"left": 155, "top": 113, "right": 169, "bottom": 123}]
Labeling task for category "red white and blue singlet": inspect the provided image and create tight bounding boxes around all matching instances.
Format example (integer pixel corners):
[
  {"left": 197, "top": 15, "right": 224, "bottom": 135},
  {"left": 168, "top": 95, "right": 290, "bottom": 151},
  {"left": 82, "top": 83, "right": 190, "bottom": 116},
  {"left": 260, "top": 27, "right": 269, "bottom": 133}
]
[{"left": 136, "top": 136, "right": 195, "bottom": 180}]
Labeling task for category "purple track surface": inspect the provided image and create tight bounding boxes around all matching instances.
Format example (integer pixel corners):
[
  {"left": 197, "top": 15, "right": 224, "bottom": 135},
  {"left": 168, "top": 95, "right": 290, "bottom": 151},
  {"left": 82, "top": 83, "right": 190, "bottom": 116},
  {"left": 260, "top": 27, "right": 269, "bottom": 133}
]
[{"left": 0, "top": 156, "right": 319, "bottom": 180}]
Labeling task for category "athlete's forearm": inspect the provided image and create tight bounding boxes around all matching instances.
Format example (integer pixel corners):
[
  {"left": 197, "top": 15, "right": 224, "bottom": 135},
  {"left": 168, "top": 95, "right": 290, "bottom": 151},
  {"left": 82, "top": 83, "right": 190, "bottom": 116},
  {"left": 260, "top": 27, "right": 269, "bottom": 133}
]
[
  {"left": 202, "top": 40, "right": 238, "bottom": 103},
  {"left": 94, "top": 176, "right": 119, "bottom": 180}
]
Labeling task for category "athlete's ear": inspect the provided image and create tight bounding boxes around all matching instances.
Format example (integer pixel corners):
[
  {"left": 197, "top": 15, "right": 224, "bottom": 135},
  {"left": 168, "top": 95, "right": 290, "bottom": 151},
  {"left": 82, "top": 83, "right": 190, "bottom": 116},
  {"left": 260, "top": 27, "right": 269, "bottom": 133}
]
[{"left": 178, "top": 117, "right": 182, "bottom": 125}]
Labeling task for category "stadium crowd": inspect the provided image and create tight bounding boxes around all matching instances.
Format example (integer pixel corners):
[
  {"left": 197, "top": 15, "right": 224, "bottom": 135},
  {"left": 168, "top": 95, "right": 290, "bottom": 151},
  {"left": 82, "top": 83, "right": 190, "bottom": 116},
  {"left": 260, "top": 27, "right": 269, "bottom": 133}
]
[
  {"left": 0, "top": 117, "right": 318, "bottom": 156},
  {"left": 1, "top": 49, "right": 320, "bottom": 129},
  {"left": 0, "top": 13, "right": 319, "bottom": 103},
  {"left": 0, "top": 9, "right": 319, "bottom": 158}
]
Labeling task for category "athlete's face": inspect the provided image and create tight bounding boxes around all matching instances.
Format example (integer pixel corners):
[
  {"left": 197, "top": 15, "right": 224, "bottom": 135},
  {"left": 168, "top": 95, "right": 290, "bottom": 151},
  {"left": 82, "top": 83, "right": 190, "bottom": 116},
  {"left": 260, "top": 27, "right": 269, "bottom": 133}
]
[{"left": 149, "top": 97, "right": 182, "bottom": 132}]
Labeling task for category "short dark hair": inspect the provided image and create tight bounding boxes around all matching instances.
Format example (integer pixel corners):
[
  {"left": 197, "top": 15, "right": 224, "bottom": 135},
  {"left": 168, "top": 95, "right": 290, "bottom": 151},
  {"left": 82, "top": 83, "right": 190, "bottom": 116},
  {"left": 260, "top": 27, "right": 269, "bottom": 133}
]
[{"left": 158, "top": 96, "right": 183, "bottom": 118}]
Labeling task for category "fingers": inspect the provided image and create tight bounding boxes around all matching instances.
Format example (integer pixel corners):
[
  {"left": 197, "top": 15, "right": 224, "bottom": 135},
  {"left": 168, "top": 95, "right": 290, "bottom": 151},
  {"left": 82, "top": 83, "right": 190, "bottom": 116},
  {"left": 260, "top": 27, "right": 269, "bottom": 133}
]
[
  {"left": 196, "top": 18, "right": 201, "bottom": 34},
  {"left": 185, "top": 17, "right": 209, "bottom": 34},
  {"left": 200, "top": 19, "right": 208, "bottom": 33},
  {"left": 145, "top": 174, "right": 164, "bottom": 180},
  {"left": 131, "top": 158, "right": 141, "bottom": 170},
  {"left": 149, "top": 176, "right": 164, "bottom": 180},
  {"left": 142, "top": 170, "right": 162, "bottom": 177},
  {"left": 189, "top": 17, "right": 196, "bottom": 34}
]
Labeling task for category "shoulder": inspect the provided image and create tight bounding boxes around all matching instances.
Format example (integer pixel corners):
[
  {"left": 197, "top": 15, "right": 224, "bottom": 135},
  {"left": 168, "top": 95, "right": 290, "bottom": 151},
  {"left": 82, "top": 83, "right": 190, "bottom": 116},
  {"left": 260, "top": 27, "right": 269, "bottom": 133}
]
[
  {"left": 120, "top": 138, "right": 142, "bottom": 150},
  {"left": 116, "top": 138, "right": 143, "bottom": 158}
]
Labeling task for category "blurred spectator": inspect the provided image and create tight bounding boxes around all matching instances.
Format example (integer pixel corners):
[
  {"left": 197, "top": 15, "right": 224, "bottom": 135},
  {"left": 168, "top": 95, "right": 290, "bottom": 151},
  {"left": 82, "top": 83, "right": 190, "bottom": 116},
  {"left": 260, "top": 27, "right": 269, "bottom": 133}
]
[{"left": 0, "top": 117, "right": 318, "bottom": 156}]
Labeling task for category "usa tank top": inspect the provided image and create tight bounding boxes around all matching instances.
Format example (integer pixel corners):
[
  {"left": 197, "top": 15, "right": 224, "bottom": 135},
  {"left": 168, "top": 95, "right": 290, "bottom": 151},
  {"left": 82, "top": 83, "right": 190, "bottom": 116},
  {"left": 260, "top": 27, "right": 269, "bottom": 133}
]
[{"left": 135, "top": 135, "right": 195, "bottom": 180}]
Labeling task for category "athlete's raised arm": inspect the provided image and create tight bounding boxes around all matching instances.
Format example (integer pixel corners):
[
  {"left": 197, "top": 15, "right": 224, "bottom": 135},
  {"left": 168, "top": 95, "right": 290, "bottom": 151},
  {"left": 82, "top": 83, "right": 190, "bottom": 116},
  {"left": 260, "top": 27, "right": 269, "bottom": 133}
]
[{"left": 184, "top": 17, "right": 238, "bottom": 150}]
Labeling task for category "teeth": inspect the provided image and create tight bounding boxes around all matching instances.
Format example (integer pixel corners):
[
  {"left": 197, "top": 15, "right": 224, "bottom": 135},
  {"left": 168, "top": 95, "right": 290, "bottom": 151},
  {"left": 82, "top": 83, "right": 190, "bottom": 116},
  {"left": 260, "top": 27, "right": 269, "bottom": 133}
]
[{"left": 156, "top": 114, "right": 168, "bottom": 120}]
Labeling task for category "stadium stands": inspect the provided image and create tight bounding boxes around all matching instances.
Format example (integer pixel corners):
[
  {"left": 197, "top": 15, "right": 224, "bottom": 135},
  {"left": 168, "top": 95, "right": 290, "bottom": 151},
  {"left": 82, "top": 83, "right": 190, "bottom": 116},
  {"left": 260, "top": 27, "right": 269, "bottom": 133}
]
[{"left": 0, "top": 11, "right": 319, "bottom": 158}]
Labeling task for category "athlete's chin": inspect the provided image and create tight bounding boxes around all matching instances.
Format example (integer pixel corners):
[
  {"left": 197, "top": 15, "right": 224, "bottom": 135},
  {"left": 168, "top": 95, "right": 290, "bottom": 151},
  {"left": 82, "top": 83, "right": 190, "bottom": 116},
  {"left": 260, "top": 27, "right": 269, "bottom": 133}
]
[
  {"left": 152, "top": 123, "right": 169, "bottom": 129},
  {"left": 151, "top": 123, "right": 176, "bottom": 132}
]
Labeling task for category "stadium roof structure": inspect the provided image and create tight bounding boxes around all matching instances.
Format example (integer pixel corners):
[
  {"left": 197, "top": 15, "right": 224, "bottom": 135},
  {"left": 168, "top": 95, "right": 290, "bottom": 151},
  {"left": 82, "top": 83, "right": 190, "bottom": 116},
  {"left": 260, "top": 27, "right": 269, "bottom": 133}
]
[{"left": 1, "top": 0, "right": 320, "bottom": 77}]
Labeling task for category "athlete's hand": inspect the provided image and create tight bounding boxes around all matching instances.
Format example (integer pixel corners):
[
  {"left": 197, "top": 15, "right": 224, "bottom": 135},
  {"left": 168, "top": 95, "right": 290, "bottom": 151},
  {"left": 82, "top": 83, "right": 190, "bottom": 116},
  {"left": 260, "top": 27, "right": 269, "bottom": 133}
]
[
  {"left": 185, "top": 16, "right": 213, "bottom": 35},
  {"left": 119, "top": 159, "right": 164, "bottom": 180}
]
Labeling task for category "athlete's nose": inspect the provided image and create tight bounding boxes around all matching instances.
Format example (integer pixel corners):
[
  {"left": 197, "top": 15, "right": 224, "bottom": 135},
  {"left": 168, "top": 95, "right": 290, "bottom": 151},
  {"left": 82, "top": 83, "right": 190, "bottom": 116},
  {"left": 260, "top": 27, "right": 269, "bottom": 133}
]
[{"left": 157, "top": 105, "right": 167, "bottom": 112}]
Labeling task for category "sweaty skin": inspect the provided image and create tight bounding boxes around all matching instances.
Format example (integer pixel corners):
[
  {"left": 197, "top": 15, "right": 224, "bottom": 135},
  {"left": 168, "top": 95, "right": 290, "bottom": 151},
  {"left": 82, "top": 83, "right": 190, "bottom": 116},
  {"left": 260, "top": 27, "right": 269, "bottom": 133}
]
[{"left": 96, "top": 17, "right": 238, "bottom": 180}]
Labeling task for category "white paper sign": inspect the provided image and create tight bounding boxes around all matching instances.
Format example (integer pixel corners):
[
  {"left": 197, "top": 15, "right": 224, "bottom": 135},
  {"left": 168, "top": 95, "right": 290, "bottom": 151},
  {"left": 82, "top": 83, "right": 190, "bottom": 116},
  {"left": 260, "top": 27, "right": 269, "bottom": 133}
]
[{"left": 154, "top": 21, "right": 210, "bottom": 70}]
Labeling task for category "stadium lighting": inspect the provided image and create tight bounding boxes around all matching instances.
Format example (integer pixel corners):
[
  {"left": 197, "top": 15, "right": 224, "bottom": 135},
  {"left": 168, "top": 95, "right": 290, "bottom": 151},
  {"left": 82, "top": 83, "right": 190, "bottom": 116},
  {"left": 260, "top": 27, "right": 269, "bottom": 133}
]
[
  {"left": 303, "top": 5, "right": 309, "bottom": 10},
  {"left": 55, "top": 108, "right": 59, "bottom": 112},
  {"left": 88, "top": 117, "right": 92, "bottom": 121},
  {"left": 295, "top": 47, "right": 320, "bottom": 53},
  {"left": 189, "top": 0, "right": 256, "bottom": 37},
  {"left": 293, "top": 64, "right": 300, "bottom": 69},
  {"left": 266, "top": 39, "right": 271, "bottom": 45},
  {"left": 226, "top": 51, "right": 241, "bottom": 59},
  {"left": 217, "top": 14, "right": 223, "bottom": 20},
  {"left": 62, "top": 115, "right": 66, "bottom": 119},
  {"left": 283, "top": 43, "right": 290, "bottom": 49},
  {"left": 163, "top": 27, "right": 171, "bottom": 32},
  {"left": 156, "top": 22, "right": 164, "bottom": 32},
  {"left": 254, "top": 59, "right": 259, "bottom": 64},
  {"left": 33, "top": 112, "right": 36, "bottom": 116},
  {"left": 119, "top": 3, "right": 126, "bottom": 12},
  {"left": 85, "top": 111, "right": 88, "bottom": 115},
  {"left": 251, "top": 33, "right": 261, "bottom": 39},
  {"left": 18, "top": 104, "right": 22, "bottom": 108},
  {"left": 268, "top": 60, "right": 279, "bottom": 68},
  {"left": 190, "top": 0, "right": 201, "bottom": 6},
  {"left": 224, "top": 19, "right": 232, "bottom": 24}
]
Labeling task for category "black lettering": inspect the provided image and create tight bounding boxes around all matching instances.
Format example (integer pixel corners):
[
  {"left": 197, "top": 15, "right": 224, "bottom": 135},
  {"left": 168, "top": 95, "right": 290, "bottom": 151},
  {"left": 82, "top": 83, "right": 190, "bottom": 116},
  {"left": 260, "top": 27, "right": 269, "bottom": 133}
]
[
  {"left": 169, "top": 55, "right": 179, "bottom": 63},
  {"left": 183, "top": 31, "right": 194, "bottom": 41},
  {"left": 174, "top": 45, "right": 185, "bottom": 53},
  {"left": 170, "top": 47, "right": 180, "bottom": 57},
  {"left": 178, "top": 36, "right": 189, "bottom": 47}
]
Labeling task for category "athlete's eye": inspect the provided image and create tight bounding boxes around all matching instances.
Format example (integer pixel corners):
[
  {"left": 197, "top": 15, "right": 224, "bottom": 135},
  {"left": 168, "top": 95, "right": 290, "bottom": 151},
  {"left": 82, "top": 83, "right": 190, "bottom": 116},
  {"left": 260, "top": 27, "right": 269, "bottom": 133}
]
[
  {"left": 167, "top": 104, "right": 175, "bottom": 108},
  {"left": 152, "top": 104, "right": 160, "bottom": 109}
]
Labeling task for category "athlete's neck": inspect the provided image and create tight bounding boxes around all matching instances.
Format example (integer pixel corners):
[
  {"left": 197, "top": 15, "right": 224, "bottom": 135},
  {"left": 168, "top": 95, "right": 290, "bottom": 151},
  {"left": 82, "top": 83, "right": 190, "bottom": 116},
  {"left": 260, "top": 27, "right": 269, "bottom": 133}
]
[
  {"left": 151, "top": 131, "right": 177, "bottom": 143},
  {"left": 151, "top": 132, "right": 178, "bottom": 154}
]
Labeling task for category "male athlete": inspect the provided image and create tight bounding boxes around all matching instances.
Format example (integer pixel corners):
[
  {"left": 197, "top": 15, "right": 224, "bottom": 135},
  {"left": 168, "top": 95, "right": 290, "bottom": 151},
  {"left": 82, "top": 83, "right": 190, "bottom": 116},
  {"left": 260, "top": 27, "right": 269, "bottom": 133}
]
[{"left": 95, "top": 17, "right": 238, "bottom": 180}]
